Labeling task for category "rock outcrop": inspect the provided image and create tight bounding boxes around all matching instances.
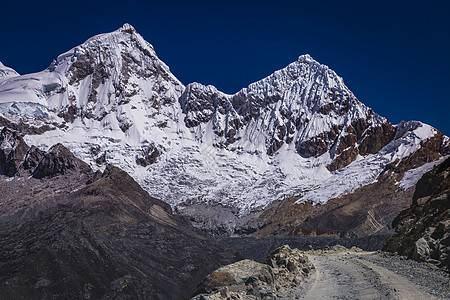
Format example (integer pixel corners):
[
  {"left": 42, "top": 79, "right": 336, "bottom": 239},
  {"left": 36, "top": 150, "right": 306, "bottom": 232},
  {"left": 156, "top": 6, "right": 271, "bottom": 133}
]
[
  {"left": 0, "top": 127, "right": 91, "bottom": 178},
  {"left": 0, "top": 127, "right": 30, "bottom": 176},
  {"left": 32, "top": 143, "right": 92, "bottom": 179},
  {"left": 383, "top": 156, "right": 450, "bottom": 271},
  {"left": 192, "top": 245, "right": 314, "bottom": 299}
]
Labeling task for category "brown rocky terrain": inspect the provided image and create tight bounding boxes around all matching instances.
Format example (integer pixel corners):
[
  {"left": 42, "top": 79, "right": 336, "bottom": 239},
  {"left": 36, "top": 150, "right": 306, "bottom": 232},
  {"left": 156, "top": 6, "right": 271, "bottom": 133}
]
[
  {"left": 383, "top": 156, "right": 450, "bottom": 271},
  {"left": 254, "top": 175, "right": 414, "bottom": 238},
  {"left": 0, "top": 128, "right": 241, "bottom": 299}
]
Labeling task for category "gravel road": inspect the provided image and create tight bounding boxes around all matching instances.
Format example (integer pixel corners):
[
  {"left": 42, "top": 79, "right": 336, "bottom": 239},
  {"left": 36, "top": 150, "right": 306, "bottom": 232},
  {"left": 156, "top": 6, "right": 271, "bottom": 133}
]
[{"left": 300, "top": 250, "right": 450, "bottom": 300}]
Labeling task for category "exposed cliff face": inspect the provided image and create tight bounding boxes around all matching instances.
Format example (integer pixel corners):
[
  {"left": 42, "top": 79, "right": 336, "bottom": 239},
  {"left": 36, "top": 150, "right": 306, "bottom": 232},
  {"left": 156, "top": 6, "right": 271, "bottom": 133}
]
[
  {"left": 0, "top": 133, "right": 240, "bottom": 299},
  {"left": 383, "top": 156, "right": 450, "bottom": 272},
  {"left": 32, "top": 143, "right": 92, "bottom": 179},
  {"left": 0, "top": 127, "right": 91, "bottom": 178},
  {"left": 0, "top": 127, "right": 30, "bottom": 176}
]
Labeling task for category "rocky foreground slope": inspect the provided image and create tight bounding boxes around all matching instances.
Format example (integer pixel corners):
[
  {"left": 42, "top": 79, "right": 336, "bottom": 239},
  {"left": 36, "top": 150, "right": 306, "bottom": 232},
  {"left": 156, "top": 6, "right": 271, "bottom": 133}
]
[
  {"left": 384, "top": 156, "right": 450, "bottom": 271},
  {"left": 0, "top": 127, "right": 240, "bottom": 299}
]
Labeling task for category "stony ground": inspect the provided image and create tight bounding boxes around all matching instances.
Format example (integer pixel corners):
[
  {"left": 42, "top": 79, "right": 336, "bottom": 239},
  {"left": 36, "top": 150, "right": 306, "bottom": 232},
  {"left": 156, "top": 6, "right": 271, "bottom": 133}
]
[
  {"left": 361, "top": 252, "right": 450, "bottom": 299},
  {"left": 300, "top": 247, "right": 450, "bottom": 300}
]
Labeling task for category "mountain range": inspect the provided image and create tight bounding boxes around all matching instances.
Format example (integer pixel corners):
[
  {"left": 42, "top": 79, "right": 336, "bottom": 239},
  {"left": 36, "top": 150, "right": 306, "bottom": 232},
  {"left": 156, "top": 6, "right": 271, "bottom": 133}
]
[{"left": 0, "top": 23, "right": 448, "bottom": 236}]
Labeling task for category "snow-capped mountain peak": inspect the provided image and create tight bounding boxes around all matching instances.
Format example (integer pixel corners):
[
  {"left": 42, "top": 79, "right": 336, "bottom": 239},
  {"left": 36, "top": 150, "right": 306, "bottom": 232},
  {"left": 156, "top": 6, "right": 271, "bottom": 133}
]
[
  {"left": 180, "top": 52, "right": 389, "bottom": 170},
  {"left": 0, "top": 62, "right": 19, "bottom": 79},
  {"left": 118, "top": 23, "right": 137, "bottom": 33},
  {"left": 0, "top": 24, "right": 185, "bottom": 145}
]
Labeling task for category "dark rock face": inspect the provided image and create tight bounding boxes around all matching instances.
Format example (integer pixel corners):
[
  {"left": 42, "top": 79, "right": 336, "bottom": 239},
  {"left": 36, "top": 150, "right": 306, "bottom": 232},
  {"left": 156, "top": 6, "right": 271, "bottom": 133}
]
[
  {"left": 0, "top": 127, "right": 29, "bottom": 176},
  {"left": 0, "top": 142, "right": 241, "bottom": 299},
  {"left": 297, "top": 131, "right": 330, "bottom": 158},
  {"left": 324, "top": 119, "right": 396, "bottom": 171},
  {"left": 0, "top": 116, "right": 56, "bottom": 135},
  {"left": 358, "top": 120, "right": 396, "bottom": 156},
  {"left": 32, "top": 143, "right": 92, "bottom": 179},
  {"left": 0, "top": 128, "right": 89, "bottom": 178},
  {"left": 180, "top": 83, "right": 242, "bottom": 145},
  {"left": 135, "top": 145, "right": 160, "bottom": 167},
  {"left": 383, "top": 157, "right": 450, "bottom": 272},
  {"left": 20, "top": 146, "right": 45, "bottom": 175}
]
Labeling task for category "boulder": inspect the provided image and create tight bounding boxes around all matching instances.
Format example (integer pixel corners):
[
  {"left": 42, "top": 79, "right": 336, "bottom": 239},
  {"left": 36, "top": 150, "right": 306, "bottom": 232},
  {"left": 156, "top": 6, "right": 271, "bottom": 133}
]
[
  {"left": 192, "top": 245, "right": 314, "bottom": 299},
  {"left": 197, "top": 259, "right": 273, "bottom": 294},
  {"left": 412, "top": 238, "right": 431, "bottom": 261}
]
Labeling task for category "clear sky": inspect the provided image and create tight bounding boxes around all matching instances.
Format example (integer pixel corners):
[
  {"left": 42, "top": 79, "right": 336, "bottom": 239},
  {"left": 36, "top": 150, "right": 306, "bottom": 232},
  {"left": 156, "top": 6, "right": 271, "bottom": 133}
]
[{"left": 2, "top": 0, "right": 449, "bottom": 135}]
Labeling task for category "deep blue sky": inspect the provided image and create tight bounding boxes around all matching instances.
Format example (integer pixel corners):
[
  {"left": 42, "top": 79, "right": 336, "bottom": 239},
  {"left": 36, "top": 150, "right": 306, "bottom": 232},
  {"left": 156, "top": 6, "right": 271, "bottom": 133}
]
[{"left": 2, "top": 0, "right": 449, "bottom": 135}]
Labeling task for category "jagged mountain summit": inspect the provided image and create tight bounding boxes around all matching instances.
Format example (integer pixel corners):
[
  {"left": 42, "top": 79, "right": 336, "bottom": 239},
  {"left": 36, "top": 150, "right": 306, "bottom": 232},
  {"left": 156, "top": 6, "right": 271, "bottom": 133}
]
[
  {"left": 0, "top": 24, "right": 448, "bottom": 228},
  {"left": 0, "top": 24, "right": 184, "bottom": 135}
]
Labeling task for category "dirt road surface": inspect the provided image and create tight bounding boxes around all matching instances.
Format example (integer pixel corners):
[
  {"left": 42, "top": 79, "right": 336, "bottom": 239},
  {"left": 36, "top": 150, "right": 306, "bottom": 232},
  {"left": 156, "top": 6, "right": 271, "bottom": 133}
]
[{"left": 300, "top": 251, "right": 450, "bottom": 300}]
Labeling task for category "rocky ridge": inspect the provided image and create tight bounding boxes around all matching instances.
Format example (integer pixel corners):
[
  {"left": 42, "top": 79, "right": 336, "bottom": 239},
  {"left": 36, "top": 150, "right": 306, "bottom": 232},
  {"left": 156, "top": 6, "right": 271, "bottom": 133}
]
[
  {"left": 383, "top": 156, "right": 450, "bottom": 271},
  {"left": 181, "top": 54, "right": 391, "bottom": 170}
]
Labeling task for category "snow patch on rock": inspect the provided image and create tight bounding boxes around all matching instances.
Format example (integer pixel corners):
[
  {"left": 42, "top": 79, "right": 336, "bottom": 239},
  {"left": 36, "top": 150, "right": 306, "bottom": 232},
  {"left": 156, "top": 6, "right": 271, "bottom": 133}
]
[{"left": 399, "top": 155, "right": 449, "bottom": 191}]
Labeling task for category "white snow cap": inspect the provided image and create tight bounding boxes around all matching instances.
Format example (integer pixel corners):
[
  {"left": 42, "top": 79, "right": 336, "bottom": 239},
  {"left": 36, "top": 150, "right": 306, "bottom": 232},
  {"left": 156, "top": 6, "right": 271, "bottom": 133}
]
[
  {"left": 0, "top": 61, "right": 20, "bottom": 78},
  {"left": 118, "top": 23, "right": 136, "bottom": 33},
  {"left": 297, "top": 54, "right": 315, "bottom": 62}
]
